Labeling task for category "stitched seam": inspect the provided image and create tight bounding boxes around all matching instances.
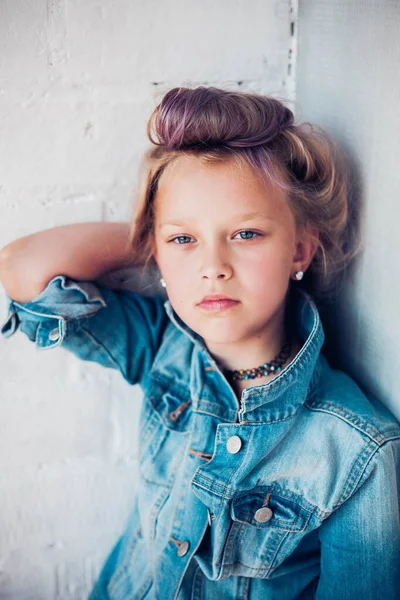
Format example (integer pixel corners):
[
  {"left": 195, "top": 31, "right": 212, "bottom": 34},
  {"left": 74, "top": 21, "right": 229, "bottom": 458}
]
[
  {"left": 79, "top": 325, "right": 122, "bottom": 371},
  {"left": 149, "top": 371, "right": 193, "bottom": 401},
  {"left": 334, "top": 439, "right": 382, "bottom": 508},
  {"left": 304, "top": 402, "right": 400, "bottom": 445},
  {"left": 235, "top": 412, "right": 299, "bottom": 425},
  {"left": 11, "top": 300, "right": 101, "bottom": 321},
  {"left": 265, "top": 530, "right": 292, "bottom": 578},
  {"left": 337, "top": 437, "right": 400, "bottom": 509},
  {"left": 193, "top": 478, "right": 325, "bottom": 519}
]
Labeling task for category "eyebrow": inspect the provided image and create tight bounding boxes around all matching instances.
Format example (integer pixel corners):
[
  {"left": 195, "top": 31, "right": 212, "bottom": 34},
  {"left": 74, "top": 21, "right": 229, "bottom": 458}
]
[{"left": 159, "top": 212, "right": 274, "bottom": 228}]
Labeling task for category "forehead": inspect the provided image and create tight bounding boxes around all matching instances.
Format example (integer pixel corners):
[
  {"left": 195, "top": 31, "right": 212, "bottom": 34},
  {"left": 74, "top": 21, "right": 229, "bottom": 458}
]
[{"left": 155, "top": 154, "right": 288, "bottom": 220}]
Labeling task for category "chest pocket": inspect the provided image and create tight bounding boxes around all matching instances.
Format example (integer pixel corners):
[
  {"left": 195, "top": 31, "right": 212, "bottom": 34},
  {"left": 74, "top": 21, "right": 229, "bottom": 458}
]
[
  {"left": 224, "top": 487, "right": 313, "bottom": 578},
  {"left": 138, "top": 375, "right": 192, "bottom": 488}
]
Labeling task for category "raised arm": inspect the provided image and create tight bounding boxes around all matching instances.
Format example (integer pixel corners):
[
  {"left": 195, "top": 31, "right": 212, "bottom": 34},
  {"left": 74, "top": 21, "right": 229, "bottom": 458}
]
[
  {"left": 0, "top": 222, "right": 168, "bottom": 387},
  {"left": 0, "top": 222, "right": 134, "bottom": 303}
]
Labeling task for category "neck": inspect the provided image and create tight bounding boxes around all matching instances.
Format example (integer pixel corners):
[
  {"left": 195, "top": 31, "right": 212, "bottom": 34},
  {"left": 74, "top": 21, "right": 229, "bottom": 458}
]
[{"left": 229, "top": 335, "right": 303, "bottom": 400}]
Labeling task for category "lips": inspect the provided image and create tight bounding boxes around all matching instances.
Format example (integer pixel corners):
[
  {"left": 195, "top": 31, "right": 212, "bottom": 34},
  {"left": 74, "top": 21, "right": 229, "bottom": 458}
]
[
  {"left": 199, "top": 294, "right": 238, "bottom": 303},
  {"left": 197, "top": 296, "right": 240, "bottom": 312}
]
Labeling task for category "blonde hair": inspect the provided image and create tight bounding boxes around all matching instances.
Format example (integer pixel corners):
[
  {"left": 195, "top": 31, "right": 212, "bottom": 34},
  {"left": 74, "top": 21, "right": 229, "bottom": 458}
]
[{"left": 126, "top": 86, "right": 360, "bottom": 302}]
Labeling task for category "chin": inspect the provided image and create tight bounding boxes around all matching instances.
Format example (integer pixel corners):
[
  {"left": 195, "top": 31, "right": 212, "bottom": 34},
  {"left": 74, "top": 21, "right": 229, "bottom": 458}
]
[{"left": 198, "top": 324, "right": 243, "bottom": 344}]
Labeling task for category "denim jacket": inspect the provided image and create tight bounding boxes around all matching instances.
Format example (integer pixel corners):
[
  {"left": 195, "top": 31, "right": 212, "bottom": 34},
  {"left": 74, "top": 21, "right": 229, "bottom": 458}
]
[{"left": 2, "top": 275, "right": 400, "bottom": 600}]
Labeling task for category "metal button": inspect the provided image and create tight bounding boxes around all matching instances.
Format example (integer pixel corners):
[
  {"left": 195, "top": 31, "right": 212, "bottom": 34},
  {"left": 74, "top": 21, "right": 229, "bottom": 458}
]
[
  {"left": 48, "top": 328, "right": 59, "bottom": 341},
  {"left": 226, "top": 435, "right": 242, "bottom": 454},
  {"left": 254, "top": 507, "right": 273, "bottom": 523},
  {"left": 177, "top": 540, "right": 190, "bottom": 556}
]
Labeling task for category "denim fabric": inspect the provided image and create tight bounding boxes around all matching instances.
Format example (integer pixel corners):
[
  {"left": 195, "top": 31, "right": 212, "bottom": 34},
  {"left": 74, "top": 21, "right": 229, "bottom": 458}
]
[{"left": 2, "top": 275, "right": 400, "bottom": 600}]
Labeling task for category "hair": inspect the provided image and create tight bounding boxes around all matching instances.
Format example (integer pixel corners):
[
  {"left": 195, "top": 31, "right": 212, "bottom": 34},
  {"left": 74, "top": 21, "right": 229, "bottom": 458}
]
[{"left": 126, "top": 85, "right": 361, "bottom": 303}]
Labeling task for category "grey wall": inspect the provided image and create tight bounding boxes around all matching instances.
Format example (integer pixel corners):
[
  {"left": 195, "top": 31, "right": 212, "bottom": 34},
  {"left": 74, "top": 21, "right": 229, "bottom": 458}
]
[{"left": 296, "top": 0, "right": 400, "bottom": 421}]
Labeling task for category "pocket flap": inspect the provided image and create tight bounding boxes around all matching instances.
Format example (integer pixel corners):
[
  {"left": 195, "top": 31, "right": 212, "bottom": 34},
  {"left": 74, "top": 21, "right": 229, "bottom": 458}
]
[
  {"left": 147, "top": 377, "right": 192, "bottom": 431},
  {"left": 231, "top": 487, "right": 312, "bottom": 532}
]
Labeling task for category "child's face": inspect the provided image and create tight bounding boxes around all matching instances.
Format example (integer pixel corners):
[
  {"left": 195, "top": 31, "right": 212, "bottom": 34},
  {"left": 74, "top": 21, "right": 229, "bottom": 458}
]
[{"left": 152, "top": 154, "right": 307, "bottom": 355}]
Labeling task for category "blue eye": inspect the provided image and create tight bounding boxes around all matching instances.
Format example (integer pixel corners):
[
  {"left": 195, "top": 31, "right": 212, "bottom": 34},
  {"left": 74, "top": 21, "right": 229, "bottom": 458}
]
[
  {"left": 235, "top": 230, "right": 261, "bottom": 240},
  {"left": 170, "top": 235, "right": 193, "bottom": 245},
  {"left": 168, "top": 230, "right": 262, "bottom": 245}
]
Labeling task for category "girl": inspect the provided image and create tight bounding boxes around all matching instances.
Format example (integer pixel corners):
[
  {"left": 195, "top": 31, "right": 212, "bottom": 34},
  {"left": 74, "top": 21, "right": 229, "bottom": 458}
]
[{"left": 1, "top": 86, "right": 399, "bottom": 600}]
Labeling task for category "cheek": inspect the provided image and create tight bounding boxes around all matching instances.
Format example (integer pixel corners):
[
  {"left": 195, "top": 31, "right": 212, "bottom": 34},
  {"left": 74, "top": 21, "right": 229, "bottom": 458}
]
[
  {"left": 161, "top": 257, "right": 193, "bottom": 308},
  {"left": 158, "top": 251, "right": 188, "bottom": 280},
  {"left": 241, "top": 246, "right": 291, "bottom": 285},
  {"left": 166, "top": 261, "right": 194, "bottom": 291}
]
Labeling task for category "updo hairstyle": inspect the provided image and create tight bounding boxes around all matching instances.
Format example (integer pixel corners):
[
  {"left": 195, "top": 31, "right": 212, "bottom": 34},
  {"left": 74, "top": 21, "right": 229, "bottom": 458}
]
[{"left": 126, "top": 86, "right": 359, "bottom": 302}]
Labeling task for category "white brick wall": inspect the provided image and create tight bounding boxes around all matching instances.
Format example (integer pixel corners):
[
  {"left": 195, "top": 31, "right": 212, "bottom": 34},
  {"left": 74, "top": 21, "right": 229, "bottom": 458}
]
[{"left": 0, "top": 1, "right": 294, "bottom": 597}]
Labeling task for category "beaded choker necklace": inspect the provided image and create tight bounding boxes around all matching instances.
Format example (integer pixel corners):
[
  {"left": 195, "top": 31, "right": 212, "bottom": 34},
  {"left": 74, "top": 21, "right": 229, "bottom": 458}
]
[
  {"left": 222, "top": 339, "right": 292, "bottom": 382},
  {"left": 220, "top": 293, "right": 296, "bottom": 382}
]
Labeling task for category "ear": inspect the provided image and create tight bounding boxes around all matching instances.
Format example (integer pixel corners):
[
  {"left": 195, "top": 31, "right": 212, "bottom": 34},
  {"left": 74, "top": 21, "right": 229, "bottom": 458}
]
[{"left": 292, "top": 227, "right": 319, "bottom": 276}]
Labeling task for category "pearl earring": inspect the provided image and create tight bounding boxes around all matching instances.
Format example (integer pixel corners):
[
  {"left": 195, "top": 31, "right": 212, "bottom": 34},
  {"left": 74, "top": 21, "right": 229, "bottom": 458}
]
[
  {"left": 295, "top": 271, "right": 304, "bottom": 280},
  {"left": 160, "top": 277, "right": 166, "bottom": 288}
]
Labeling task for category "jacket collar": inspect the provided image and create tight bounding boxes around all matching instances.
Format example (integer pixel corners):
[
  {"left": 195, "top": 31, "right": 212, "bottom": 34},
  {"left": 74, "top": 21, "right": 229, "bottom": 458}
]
[{"left": 164, "top": 286, "right": 325, "bottom": 420}]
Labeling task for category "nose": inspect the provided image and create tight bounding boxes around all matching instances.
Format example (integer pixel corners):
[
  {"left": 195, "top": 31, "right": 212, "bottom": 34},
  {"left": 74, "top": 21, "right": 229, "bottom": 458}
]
[{"left": 200, "top": 243, "right": 233, "bottom": 281}]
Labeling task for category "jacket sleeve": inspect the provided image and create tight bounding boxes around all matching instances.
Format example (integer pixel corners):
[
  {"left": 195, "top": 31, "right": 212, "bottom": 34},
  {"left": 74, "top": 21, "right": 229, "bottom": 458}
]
[
  {"left": 1, "top": 274, "right": 169, "bottom": 387},
  {"left": 315, "top": 438, "right": 400, "bottom": 599}
]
